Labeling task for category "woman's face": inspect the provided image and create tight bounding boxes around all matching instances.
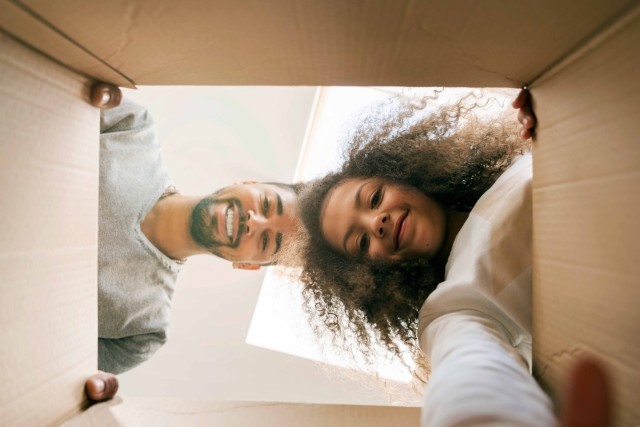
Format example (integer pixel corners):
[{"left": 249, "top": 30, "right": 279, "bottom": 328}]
[{"left": 320, "top": 177, "right": 447, "bottom": 262}]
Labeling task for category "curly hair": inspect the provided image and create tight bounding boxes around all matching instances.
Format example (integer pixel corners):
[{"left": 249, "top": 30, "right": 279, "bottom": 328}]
[{"left": 298, "top": 92, "right": 528, "bottom": 374}]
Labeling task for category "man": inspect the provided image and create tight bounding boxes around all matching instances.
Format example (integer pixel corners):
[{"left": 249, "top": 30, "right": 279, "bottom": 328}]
[{"left": 98, "top": 95, "right": 300, "bottom": 374}]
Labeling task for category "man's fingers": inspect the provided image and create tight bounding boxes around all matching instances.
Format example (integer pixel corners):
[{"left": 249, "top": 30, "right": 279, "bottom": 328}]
[
  {"left": 85, "top": 372, "right": 119, "bottom": 402},
  {"left": 90, "top": 83, "right": 122, "bottom": 109}
]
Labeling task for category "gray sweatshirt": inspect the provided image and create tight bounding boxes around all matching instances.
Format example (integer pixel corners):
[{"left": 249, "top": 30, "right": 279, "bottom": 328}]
[{"left": 98, "top": 99, "right": 181, "bottom": 374}]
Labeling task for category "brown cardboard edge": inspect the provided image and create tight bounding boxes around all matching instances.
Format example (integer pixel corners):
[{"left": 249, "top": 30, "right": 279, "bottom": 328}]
[
  {"left": 61, "top": 399, "right": 422, "bottom": 427},
  {"left": 0, "top": 0, "right": 135, "bottom": 88},
  {"left": 0, "top": 30, "right": 100, "bottom": 426},
  {"left": 530, "top": 4, "right": 640, "bottom": 425},
  {"left": 530, "top": 1, "right": 640, "bottom": 87}
]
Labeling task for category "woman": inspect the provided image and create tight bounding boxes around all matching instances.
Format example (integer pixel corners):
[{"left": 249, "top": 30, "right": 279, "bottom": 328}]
[{"left": 298, "top": 90, "right": 531, "bottom": 365}]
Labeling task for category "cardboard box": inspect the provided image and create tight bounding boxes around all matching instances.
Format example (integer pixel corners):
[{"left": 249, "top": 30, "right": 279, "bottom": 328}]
[
  {"left": 531, "top": 8, "right": 640, "bottom": 426},
  {"left": 0, "top": 31, "right": 99, "bottom": 425},
  {"left": 61, "top": 399, "right": 420, "bottom": 427},
  {"left": 1, "top": 0, "right": 635, "bottom": 87},
  {"left": 1, "top": 0, "right": 638, "bottom": 425}
]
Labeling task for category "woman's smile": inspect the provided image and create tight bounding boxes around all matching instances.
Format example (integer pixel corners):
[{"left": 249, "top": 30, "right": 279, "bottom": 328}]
[
  {"left": 320, "top": 177, "right": 448, "bottom": 262},
  {"left": 393, "top": 209, "right": 409, "bottom": 251}
]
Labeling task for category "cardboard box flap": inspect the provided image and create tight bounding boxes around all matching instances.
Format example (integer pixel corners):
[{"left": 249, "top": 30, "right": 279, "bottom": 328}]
[
  {"left": 62, "top": 399, "right": 420, "bottom": 427},
  {"left": 0, "top": 0, "right": 134, "bottom": 88},
  {"left": 532, "top": 5, "right": 640, "bottom": 425},
  {"left": 0, "top": 32, "right": 99, "bottom": 426},
  {"left": 12, "top": 0, "right": 638, "bottom": 87}
]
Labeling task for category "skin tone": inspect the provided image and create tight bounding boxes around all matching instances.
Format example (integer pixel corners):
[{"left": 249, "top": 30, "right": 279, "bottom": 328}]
[
  {"left": 320, "top": 177, "right": 468, "bottom": 273},
  {"left": 322, "top": 178, "right": 444, "bottom": 259},
  {"left": 140, "top": 183, "right": 298, "bottom": 268},
  {"left": 200, "top": 183, "right": 299, "bottom": 266},
  {"left": 84, "top": 371, "right": 119, "bottom": 403},
  {"left": 513, "top": 88, "right": 537, "bottom": 140}
]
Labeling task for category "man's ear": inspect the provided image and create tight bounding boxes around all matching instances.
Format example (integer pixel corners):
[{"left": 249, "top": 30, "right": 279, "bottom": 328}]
[{"left": 232, "top": 262, "right": 261, "bottom": 270}]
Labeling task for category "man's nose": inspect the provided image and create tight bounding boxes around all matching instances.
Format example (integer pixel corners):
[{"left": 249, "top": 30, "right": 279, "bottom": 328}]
[
  {"left": 368, "top": 212, "right": 389, "bottom": 238},
  {"left": 245, "top": 210, "right": 267, "bottom": 236}
]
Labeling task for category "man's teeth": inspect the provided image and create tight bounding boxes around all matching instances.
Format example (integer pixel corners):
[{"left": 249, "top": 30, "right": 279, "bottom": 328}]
[{"left": 226, "top": 208, "right": 234, "bottom": 240}]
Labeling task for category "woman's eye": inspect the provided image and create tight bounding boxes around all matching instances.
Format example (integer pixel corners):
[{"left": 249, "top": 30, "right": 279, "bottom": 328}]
[
  {"left": 371, "top": 189, "right": 382, "bottom": 208},
  {"left": 262, "top": 197, "right": 270, "bottom": 214},
  {"left": 358, "top": 234, "right": 370, "bottom": 254}
]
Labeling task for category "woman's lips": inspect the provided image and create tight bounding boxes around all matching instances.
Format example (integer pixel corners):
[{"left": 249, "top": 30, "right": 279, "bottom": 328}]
[{"left": 393, "top": 210, "right": 409, "bottom": 251}]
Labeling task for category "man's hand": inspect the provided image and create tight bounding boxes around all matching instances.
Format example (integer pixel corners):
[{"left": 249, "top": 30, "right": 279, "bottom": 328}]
[
  {"left": 90, "top": 82, "right": 122, "bottom": 109},
  {"left": 85, "top": 371, "right": 119, "bottom": 403},
  {"left": 512, "top": 88, "right": 536, "bottom": 140}
]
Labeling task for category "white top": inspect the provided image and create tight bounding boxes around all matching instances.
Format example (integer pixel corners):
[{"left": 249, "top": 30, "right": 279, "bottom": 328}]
[{"left": 418, "top": 154, "right": 558, "bottom": 426}]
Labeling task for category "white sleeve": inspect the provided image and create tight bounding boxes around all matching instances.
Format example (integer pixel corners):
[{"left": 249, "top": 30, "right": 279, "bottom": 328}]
[{"left": 420, "top": 311, "right": 558, "bottom": 427}]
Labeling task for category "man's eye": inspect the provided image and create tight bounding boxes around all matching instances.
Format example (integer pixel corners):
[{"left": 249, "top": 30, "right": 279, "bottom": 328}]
[
  {"left": 358, "top": 234, "right": 370, "bottom": 255},
  {"left": 371, "top": 188, "right": 382, "bottom": 208},
  {"left": 261, "top": 233, "right": 269, "bottom": 251},
  {"left": 262, "top": 197, "right": 270, "bottom": 215}
]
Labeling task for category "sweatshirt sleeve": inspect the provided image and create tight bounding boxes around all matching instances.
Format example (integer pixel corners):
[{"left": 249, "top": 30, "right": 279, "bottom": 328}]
[
  {"left": 98, "top": 332, "right": 166, "bottom": 375},
  {"left": 420, "top": 311, "right": 558, "bottom": 427},
  {"left": 100, "top": 98, "right": 154, "bottom": 135}
]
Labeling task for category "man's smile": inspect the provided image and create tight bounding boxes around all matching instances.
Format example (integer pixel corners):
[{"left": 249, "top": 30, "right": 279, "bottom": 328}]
[
  {"left": 225, "top": 204, "right": 235, "bottom": 242},
  {"left": 220, "top": 200, "right": 245, "bottom": 247}
]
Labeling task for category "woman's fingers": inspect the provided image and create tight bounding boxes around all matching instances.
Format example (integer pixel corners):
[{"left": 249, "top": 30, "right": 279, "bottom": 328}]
[
  {"left": 512, "top": 88, "right": 530, "bottom": 109},
  {"left": 513, "top": 88, "right": 536, "bottom": 140},
  {"left": 562, "top": 358, "right": 611, "bottom": 427}
]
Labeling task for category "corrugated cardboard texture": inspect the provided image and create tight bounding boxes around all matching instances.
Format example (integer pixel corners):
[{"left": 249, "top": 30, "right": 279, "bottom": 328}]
[
  {"left": 0, "top": 33, "right": 99, "bottom": 425},
  {"left": 531, "top": 7, "right": 640, "bottom": 426},
  {"left": 7, "top": 0, "right": 637, "bottom": 86},
  {"left": 62, "top": 398, "right": 420, "bottom": 427},
  {"left": 1, "top": 0, "right": 638, "bottom": 425},
  {"left": 0, "top": 0, "right": 133, "bottom": 88}
]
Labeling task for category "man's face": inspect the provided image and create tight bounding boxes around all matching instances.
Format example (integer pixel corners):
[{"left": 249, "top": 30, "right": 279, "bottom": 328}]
[{"left": 190, "top": 183, "right": 298, "bottom": 264}]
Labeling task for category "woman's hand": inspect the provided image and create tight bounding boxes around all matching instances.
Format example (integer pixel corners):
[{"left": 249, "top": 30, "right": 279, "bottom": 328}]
[
  {"left": 562, "top": 358, "right": 611, "bottom": 427},
  {"left": 512, "top": 88, "right": 536, "bottom": 140}
]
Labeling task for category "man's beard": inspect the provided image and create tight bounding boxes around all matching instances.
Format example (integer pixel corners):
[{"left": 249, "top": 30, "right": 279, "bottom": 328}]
[{"left": 190, "top": 196, "right": 246, "bottom": 253}]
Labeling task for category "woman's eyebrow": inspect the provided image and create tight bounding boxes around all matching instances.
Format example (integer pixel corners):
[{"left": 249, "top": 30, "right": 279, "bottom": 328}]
[
  {"left": 341, "top": 182, "right": 367, "bottom": 255},
  {"left": 354, "top": 182, "right": 365, "bottom": 209},
  {"left": 342, "top": 225, "right": 355, "bottom": 256}
]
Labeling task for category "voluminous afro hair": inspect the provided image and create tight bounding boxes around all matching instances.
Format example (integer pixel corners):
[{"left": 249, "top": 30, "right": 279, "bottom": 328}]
[{"left": 297, "top": 90, "right": 528, "bottom": 376}]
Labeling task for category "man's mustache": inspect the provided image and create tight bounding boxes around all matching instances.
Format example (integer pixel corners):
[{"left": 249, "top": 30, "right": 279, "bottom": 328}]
[{"left": 190, "top": 196, "right": 246, "bottom": 250}]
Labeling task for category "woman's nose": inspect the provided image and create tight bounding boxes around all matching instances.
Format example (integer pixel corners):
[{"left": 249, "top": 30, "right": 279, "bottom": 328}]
[{"left": 369, "top": 213, "right": 389, "bottom": 237}]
